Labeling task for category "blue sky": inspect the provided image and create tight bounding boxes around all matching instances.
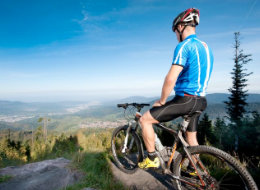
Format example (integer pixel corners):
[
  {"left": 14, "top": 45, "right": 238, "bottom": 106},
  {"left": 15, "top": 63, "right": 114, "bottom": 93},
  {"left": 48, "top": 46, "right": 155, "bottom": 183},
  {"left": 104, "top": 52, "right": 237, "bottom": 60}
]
[{"left": 0, "top": 0, "right": 260, "bottom": 102}]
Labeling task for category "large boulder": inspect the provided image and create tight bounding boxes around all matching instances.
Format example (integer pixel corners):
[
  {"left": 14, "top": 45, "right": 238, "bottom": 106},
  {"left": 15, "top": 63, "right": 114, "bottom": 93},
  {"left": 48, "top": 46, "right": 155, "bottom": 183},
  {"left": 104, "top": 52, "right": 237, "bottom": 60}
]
[{"left": 0, "top": 157, "right": 83, "bottom": 190}]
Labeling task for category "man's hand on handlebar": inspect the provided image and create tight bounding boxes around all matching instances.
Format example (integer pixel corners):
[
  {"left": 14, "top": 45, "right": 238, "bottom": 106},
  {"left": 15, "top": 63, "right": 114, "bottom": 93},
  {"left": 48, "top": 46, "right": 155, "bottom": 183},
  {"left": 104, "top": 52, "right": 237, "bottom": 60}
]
[{"left": 153, "top": 100, "right": 165, "bottom": 107}]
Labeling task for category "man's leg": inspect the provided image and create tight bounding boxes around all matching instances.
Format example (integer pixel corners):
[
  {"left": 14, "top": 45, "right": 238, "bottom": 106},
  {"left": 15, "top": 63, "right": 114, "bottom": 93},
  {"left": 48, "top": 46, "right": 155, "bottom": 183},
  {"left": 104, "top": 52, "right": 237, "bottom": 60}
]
[
  {"left": 185, "top": 112, "right": 200, "bottom": 146},
  {"left": 186, "top": 131, "right": 199, "bottom": 175},
  {"left": 139, "top": 111, "right": 159, "bottom": 152},
  {"left": 138, "top": 110, "right": 160, "bottom": 169},
  {"left": 185, "top": 131, "right": 199, "bottom": 146}
]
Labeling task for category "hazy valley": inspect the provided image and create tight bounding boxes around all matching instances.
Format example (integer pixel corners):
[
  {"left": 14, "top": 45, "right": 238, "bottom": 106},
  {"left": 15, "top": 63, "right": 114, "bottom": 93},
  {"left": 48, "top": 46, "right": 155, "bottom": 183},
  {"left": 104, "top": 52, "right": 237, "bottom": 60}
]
[{"left": 0, "top": 93, "right": 260, "bottom": 134}]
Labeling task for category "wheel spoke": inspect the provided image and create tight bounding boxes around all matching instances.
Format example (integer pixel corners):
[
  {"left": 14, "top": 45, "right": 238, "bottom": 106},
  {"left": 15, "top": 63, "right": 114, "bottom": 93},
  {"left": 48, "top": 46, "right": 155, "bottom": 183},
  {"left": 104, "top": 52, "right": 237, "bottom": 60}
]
[
  {"left": 221, "top": 183, "right": 242, "bottom": 187},
  {"left": 217, "top": 169, "right": 232, "bottom": 184}
]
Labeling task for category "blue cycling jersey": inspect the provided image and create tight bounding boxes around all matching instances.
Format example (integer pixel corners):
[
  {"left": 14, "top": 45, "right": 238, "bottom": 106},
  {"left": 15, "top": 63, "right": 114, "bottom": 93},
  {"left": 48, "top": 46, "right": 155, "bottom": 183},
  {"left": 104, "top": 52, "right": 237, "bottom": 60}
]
[{"left": 172, "top": 34, "right": 214, "bottom": 97}]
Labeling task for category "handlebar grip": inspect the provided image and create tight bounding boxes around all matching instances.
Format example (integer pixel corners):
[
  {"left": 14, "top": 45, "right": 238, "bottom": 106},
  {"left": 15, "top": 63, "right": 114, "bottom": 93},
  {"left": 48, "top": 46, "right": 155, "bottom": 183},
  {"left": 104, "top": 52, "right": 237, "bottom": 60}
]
[
  {"left": 117, "top": 103, "right": 150, "bottom": 109},
  {"left": 117, "top": 104, "right": 127, "bottom": 108}
]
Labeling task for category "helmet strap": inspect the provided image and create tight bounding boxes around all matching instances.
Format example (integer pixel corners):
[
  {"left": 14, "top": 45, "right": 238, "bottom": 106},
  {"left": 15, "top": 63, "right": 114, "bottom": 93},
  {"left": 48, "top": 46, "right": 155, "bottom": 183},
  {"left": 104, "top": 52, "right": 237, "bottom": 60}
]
[{"left": 177, "top": 25, "right": 187, "bottom": 42}]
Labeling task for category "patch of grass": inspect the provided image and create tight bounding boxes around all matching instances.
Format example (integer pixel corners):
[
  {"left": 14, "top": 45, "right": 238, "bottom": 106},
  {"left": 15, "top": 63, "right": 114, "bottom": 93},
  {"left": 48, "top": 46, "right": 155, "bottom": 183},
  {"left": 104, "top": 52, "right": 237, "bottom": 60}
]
[
  {"left": 0, "top": 175, "right": 12, "bottom": 183},
  {"left": 1, "top": 128, "right": 126, "bottom": 190},
  {"left": 0, "top": 158, "right": 25, "bottom": 169},
  {"left": 65, "top": 151, "right": 125, "bottom": 190}
]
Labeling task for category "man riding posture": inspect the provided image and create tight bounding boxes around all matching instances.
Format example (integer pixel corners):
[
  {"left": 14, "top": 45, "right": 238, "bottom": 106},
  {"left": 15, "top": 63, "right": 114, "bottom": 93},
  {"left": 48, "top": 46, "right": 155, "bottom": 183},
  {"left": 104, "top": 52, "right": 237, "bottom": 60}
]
[{"left": 138, "top": 8, "right": 214, "bottom": 169}]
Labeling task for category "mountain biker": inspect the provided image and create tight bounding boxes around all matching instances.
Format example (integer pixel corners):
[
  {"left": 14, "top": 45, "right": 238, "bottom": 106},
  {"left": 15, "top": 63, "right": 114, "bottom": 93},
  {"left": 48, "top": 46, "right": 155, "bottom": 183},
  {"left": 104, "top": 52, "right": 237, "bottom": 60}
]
[{"left": 138, "top": 8, "right": 214, "bottom": 169}]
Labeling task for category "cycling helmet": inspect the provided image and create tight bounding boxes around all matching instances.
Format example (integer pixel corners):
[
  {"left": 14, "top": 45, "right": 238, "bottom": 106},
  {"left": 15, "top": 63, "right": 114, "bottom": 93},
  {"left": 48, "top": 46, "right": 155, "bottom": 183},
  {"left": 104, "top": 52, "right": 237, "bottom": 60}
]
[{"left": 172, "top": 8, "right": 200, "bottom": 32}]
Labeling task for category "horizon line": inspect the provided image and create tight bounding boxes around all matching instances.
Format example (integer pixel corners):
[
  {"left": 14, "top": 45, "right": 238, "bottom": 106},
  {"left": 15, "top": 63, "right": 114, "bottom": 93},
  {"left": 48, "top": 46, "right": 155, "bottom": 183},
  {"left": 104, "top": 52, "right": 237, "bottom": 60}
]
[{"left": 1, "top": 92, "right": 260, "bottom": 103}]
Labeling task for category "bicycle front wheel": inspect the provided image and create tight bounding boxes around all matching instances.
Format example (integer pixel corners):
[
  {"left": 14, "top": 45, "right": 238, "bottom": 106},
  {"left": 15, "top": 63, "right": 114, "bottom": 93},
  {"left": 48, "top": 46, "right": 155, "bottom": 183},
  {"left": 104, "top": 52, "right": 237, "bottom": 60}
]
[
  {"left": 111, "top": 125, "right": 144, "bottom": 174},
  {"left": 172, "top": 145, "right": 258, "bottom": 190}
]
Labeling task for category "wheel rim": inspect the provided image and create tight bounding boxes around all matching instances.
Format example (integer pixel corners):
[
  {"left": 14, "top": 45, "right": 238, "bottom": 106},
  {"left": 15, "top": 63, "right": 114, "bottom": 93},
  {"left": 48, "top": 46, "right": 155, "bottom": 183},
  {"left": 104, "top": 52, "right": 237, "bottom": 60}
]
[{"left": 112, "top": 129, "right": 140, "bottom": 171}]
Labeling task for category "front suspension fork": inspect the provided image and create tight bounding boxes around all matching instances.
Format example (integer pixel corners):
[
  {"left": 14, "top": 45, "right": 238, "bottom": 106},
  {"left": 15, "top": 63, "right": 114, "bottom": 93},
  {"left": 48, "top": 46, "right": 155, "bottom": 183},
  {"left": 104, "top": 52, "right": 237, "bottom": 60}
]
[{"left": 122, "top": 123, "right": 136, "bottom": 153}]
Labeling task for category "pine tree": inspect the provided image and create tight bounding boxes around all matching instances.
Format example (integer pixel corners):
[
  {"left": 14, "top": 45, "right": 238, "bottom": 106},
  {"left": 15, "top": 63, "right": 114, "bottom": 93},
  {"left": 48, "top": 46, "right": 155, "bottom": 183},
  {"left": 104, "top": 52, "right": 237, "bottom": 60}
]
[
  {"left": 224, "top": 32, "right": 252, "bottom": 152},
  {"left": 224, "top": 32, "right": 252, "bottom": 124},
  {"left": 214, "top": 117, "right": 226, "bottom": 148},
  {"left": 197, "top": 113, "right": 215, "bottom": 145}
]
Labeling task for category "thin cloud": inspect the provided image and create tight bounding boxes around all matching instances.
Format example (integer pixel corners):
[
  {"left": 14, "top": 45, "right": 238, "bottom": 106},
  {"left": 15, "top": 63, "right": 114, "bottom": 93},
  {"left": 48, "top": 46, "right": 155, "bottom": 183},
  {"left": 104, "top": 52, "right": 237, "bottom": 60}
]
[
  {"left": 109, "top": 3, "right": 171, "bottom": 17},
  {"left": 72, "top": 10, "right": 88, "bottom": 25},
  {"left": 76, "top": 1, "right": 169, "bottom": 30},
  {"left": 82, "top": 10, "right": 88, "bottom": 22},
  {"left": 239, "top": 0, "right": 258, "bottom": 29}
]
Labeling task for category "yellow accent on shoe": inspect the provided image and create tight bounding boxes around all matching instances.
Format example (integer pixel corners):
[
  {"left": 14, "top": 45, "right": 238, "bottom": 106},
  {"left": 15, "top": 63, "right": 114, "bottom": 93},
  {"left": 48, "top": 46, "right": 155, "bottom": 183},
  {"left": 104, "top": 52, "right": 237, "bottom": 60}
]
[
  {"left": 138, "top": 157, "right": 160, "bottom": 169},
  {"left": 189, "top": 171, "right": 197, "bottom": 176}
]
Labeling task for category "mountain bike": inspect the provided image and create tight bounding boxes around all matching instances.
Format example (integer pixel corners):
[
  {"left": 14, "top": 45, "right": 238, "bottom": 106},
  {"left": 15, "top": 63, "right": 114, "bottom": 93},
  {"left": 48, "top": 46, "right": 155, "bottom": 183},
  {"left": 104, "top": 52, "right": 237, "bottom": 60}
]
[{"left": 111, "top": 103, "right": 258, "bottom": 190}]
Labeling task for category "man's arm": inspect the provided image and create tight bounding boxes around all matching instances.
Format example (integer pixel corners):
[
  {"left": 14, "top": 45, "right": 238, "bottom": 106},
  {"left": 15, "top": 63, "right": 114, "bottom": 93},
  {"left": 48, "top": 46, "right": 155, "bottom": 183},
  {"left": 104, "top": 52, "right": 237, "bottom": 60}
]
[{"left": 154, "top": 65, "right": 183, "bottom": 107}]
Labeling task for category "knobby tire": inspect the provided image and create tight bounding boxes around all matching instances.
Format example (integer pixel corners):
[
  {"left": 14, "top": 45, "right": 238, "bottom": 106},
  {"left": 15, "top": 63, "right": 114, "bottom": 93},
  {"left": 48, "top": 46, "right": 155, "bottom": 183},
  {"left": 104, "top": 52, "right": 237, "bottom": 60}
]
[
  {"left": 111, "top": 125, "right": 143, "bottom": 174},
  {"left": 172, "top": 145, "right": 258, "bottom": 190}
]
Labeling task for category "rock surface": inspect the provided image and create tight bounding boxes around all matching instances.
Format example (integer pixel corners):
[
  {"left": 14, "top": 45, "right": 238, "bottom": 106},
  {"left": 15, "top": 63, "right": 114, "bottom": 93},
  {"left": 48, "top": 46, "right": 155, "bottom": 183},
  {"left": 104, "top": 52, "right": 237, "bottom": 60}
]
[
  {"left": 0, "top": 157, "right": 178, "bottom": 190},
  {"left": 110, "top": 162, "right": 176, "bottom": 190},
  {"left": 0, "top": 157, "right": 83, "bottom": 190}
]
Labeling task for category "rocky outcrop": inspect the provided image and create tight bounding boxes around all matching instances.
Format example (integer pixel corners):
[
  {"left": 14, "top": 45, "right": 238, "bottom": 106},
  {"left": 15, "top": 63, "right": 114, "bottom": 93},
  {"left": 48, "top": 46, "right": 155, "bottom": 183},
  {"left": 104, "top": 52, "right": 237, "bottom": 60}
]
[
  {"left": 110, "top": 162, "right": 176, "bottom": 190},
  {"left": 0, "top": 157, "right": 83, "bottom": 190}
]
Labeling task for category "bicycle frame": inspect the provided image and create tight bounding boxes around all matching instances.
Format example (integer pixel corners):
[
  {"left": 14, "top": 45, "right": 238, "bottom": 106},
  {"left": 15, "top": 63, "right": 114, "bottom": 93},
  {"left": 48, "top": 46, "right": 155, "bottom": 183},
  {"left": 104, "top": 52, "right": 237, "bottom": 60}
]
[
  {"left": 115, "top": 103, "right": 257, "bottom": 189},
  {"left": 121, "top": 111, "right": 209, "bottom": 189}
]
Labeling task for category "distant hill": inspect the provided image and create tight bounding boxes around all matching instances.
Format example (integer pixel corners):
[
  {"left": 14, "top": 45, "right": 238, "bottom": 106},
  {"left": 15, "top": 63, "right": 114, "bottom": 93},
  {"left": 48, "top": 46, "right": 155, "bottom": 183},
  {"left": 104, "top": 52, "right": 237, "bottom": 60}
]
[
  {"left": 206, "top": 93, "right": 260, "bottom": 104},
  {"left": 114, "top": 93, "right": 260, "bottom": 104},
  {"left": 1, "top": 93, "right": 259, "bottom": 115},
  {"left": 1, "top": 93, "right": 260, "bottom": 117},
  {"left": 1, "top": 94, "right": 260, "bottom": 132},
  {"left": 0, "top": 100, "right": 96, "bottom": 115},
  {"left": 112, "top": 93, "right": 260, "bottom": 120},
  {"left": 205, "top": 103, "right": 259, "bottom": 119}
]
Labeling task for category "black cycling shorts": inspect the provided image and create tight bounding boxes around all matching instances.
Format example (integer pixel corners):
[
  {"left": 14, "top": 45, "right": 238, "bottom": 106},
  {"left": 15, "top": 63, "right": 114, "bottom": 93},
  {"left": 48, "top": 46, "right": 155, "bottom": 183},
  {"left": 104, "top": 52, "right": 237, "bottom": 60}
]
[{"left": 150, "top": 95, "right": 207, "bottom": 132}]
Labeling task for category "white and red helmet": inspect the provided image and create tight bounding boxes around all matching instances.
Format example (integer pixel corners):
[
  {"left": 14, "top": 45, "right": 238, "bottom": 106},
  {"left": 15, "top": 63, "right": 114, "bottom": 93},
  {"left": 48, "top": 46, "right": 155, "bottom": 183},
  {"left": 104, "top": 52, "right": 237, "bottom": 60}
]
[{"left": 172, "top": 8, "right": 200, "bottom": 32}]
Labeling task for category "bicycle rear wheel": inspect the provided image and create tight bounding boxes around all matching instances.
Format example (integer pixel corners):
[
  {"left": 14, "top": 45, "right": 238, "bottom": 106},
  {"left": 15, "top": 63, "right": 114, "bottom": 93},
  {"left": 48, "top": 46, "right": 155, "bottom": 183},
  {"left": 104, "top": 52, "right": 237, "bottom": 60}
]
[
  {"left": 172, "top": 145, "right": 258, "bottom": 190},
  {"left": 111, "top": 125, "right": 143, "bottom": 174}
]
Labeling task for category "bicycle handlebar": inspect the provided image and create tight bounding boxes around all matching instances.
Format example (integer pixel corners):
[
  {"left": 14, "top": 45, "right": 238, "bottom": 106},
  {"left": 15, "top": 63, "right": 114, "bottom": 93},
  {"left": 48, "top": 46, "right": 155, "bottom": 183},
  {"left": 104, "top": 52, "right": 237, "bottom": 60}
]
[{"left": 117, "top": 103, "right": 150, "bottom": 109}]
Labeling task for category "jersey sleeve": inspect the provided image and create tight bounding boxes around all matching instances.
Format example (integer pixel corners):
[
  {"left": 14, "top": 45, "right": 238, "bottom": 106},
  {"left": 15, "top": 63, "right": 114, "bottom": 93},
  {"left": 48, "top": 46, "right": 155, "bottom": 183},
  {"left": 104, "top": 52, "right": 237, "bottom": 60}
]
[{"left": 172, "top": 42, "right": 189, "bottom": 67}]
